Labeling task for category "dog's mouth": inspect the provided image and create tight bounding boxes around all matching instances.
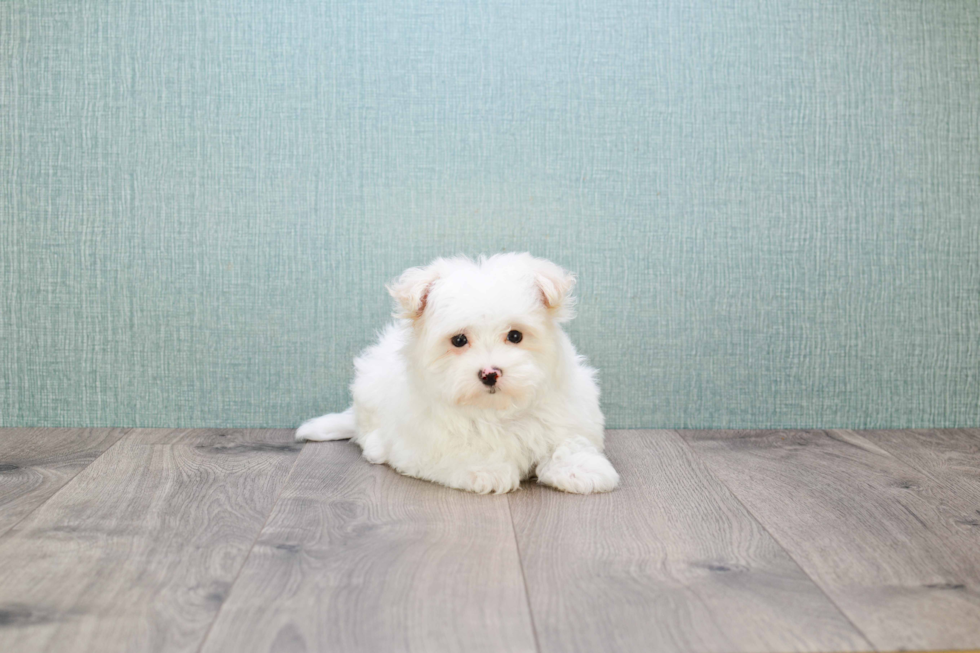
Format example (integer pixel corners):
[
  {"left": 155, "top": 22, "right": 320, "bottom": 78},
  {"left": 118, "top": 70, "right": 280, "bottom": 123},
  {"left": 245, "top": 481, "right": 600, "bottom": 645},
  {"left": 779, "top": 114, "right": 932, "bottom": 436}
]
[{"left": 457, "top": 385, "right": 509, "bottom": 406}]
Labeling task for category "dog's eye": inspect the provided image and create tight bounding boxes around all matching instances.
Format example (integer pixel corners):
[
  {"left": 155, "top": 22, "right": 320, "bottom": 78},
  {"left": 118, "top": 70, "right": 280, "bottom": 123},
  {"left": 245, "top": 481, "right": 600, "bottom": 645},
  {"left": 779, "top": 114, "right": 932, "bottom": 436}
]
[
  {"left": 507, "top": 330, "right": 523, "bottom": 344},
  {"left": 451, "top": 334, "right": 468, "bottom": 348}
]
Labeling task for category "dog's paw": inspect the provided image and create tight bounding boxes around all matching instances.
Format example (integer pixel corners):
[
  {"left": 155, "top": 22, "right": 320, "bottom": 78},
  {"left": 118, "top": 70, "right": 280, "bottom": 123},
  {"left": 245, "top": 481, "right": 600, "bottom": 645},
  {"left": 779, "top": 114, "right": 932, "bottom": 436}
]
[
  {"left": 453, "top": 463, "right": 522, "bottom": 495},
  {"left": 358, "top": 432, "right": 387, "bottom": 465},
  {"left": 536, "top": 448, "right": 619, "bottom": 494}
]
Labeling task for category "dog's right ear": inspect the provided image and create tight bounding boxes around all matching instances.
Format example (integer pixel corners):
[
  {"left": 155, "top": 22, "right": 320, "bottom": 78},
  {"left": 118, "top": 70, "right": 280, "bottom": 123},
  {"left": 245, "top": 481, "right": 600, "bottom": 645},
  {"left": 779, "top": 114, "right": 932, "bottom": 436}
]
[{"left": 387, "top": 265, "right": 440, "bottom": 320}]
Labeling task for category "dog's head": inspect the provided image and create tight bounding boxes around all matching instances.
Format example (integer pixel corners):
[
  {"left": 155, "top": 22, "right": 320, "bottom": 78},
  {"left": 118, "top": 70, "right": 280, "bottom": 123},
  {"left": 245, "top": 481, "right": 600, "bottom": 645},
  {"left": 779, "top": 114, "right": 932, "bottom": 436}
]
[{"left": 388, "top": 253, "right": 577, "bottom": 410}]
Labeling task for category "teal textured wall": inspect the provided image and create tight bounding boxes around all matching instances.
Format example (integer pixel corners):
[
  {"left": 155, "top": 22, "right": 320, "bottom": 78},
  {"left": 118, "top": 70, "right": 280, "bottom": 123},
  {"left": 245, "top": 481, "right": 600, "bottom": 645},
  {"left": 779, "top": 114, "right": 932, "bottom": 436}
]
[{"left": 2, "top": 0, "right": 978, "bottom": 429}]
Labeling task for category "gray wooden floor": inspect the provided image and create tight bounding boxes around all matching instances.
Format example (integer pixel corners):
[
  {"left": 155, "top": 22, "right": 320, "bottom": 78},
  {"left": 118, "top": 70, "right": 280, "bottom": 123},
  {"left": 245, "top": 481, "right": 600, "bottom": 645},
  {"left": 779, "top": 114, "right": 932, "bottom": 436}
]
[{"left": 0, "top": 428, "right": 978, "bottom": 653}]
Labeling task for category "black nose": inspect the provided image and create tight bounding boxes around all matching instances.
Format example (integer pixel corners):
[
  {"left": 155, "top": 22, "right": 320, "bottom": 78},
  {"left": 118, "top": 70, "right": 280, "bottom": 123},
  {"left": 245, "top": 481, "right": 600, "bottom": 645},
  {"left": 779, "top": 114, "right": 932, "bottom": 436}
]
[{"left": 479, "top": 368, "right": 500, "bottom": 387}]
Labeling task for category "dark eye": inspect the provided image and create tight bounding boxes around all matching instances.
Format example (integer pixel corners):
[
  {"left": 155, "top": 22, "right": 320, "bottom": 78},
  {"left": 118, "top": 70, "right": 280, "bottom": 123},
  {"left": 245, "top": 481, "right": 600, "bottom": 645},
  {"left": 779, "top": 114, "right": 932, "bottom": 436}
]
[
  {"left": 451, "top": 334, "right": 468, "bottom": 348},
  {"left": 507, "top": 330, "right": 523, "bottom": 344}
]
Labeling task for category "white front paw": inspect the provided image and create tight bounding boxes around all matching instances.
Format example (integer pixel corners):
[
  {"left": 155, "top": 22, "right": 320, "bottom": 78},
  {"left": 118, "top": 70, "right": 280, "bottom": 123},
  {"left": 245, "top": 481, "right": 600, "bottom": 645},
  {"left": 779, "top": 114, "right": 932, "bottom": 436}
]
[
  {"left": 453, "top": 463, "right": 522, "bottom": 495},
  {"left": 537, "top": 448, "right": 619, "bottom": 494},
  {"left": 358, "top": 432, "right": 386, "bottom": 464}
]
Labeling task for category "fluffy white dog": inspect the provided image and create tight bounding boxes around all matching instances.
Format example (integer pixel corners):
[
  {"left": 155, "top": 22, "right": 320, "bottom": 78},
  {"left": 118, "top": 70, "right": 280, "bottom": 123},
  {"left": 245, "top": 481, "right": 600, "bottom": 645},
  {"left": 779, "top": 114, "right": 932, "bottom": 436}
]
[{"left": 296, "top": 253, "right": 619, "bottom": 495}]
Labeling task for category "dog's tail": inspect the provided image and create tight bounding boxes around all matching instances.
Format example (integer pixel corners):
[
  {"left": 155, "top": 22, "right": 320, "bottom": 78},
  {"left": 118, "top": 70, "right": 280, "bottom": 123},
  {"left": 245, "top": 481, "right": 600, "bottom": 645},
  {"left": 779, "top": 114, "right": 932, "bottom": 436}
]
[{"left": 295, "top": 407, "right": 356, "bottom": 442}]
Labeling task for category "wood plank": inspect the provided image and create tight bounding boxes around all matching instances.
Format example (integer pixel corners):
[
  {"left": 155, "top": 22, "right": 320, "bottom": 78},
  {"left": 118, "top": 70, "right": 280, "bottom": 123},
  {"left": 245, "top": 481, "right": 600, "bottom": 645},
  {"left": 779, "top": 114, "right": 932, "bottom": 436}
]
[
  {"left": 200, "top": 440, "right": 537, "bottom": 653},
  {"left": 123, "top": 427, "right": 304, "bottom": 448},
  {"left": 861, "top": 428, "right": 980, "bottom": 503},
  {"left": 509, "top": 430, "right": 869, "bottom": 653},
  {"left": 0, "top": 428, "right": 128, "bottom": 538},
  {"left": 0, "top": 428, "right": 300, "bottom": 653},
  {"left": 681, "top": 429, "right": 980, "bottom": 652}
]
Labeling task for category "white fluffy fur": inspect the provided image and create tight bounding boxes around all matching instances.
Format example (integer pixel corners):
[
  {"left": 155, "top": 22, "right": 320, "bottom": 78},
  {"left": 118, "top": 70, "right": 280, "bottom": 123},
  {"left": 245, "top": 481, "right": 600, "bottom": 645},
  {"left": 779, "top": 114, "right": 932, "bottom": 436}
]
[{"left": 296, "top": 253, "right": 619, "bottom": 495}]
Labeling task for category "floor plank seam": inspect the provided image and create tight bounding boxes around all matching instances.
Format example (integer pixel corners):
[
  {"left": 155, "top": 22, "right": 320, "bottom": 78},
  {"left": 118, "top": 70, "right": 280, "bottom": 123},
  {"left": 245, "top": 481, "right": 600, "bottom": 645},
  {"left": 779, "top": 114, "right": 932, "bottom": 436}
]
[
  {"left": 848, "top": 429, "right": 958, "bottom": 491},
  {"left": 193, "top": 438, "right": 308, "bottom": 653},
  {"left": 507, "top": 493, "right": 543, "bottom": 653},
  {"left": 669, "top": 429, "right": 880, "bottom": 652},
  {"left": 4, "top": 428, "right": 977, "bottom": 652},
  {"left": 0, "top": 427, "right": 134, "bottom": 543}
]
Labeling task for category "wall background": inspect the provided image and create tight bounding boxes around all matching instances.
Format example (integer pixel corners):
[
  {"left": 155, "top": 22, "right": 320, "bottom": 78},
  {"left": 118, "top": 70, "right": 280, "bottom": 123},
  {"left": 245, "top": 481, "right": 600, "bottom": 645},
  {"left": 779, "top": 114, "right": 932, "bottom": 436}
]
[{"left": 2, "top": 0, "right": 978, "bottom": 429}]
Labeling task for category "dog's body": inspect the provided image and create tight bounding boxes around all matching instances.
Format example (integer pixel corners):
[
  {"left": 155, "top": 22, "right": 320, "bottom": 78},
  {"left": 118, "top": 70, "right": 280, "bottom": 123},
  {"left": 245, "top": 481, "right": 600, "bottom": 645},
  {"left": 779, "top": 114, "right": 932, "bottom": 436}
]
[{"left": 296, "top": 253, "right": 619, "bottom": 494}]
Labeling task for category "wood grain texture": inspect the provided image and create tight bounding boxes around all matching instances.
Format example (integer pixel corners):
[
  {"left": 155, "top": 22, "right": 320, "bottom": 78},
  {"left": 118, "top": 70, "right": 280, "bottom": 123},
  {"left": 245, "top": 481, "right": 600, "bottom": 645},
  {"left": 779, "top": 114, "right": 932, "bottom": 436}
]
[
  {"left": 0, "top": 429, "right": 300, "bottom": 653},
  {"left": 509, "top": 430, "right": 869, "bottom": 653},
  {"left": 123, "top": 427, "right": 305, "bottom": 449},
  {"left": 0, "top": 428, "right": 128, "bottom": 538},
  {"left": 200, "top": 440, "right": 537, "bottom": 653},
  {"left": 681, "top": 429, "right": 980, "bottom": 651},
  {"left": 861, "top": 428, "right": 980, "bottom": 502}
]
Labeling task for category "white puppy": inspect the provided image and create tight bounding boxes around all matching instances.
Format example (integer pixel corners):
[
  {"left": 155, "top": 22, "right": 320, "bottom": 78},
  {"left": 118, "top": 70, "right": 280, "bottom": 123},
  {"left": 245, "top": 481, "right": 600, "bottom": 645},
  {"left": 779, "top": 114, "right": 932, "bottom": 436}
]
[{"left": 296, "top": 253, "right": 619, "bottom": 495}]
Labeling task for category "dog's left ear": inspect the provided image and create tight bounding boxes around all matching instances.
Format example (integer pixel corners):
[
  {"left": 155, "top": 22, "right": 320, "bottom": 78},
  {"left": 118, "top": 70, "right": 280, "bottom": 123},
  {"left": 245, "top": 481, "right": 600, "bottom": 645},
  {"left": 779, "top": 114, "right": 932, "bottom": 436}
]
[
  {"left": 532, "top": 258, "right": 577, "bottom": 321},
  {"left": 387, "top": 264, "right": 440, "bottom": 320}
]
